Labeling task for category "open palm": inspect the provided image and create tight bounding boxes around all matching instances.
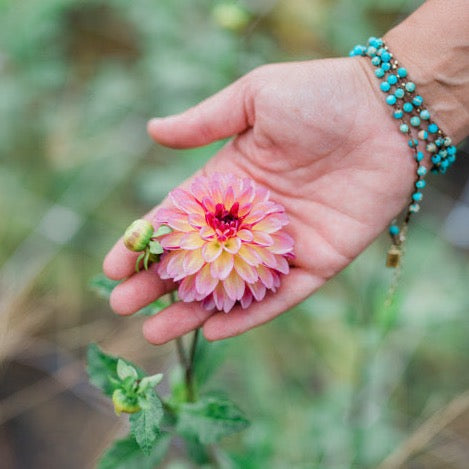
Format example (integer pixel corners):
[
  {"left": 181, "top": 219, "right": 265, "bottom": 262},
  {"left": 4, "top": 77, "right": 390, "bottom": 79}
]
[{"left": 104, "top": 57, "right": 415, "bottom": 343}]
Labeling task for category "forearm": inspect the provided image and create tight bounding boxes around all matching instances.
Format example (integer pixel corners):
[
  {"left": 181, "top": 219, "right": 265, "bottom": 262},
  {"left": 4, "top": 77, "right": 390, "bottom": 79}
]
[{"left": 384, "top": 0, "right": 469, "bottom": 144}]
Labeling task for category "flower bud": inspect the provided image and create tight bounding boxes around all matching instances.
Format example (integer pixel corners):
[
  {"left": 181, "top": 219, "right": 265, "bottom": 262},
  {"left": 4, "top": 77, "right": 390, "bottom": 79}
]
[
  {"left": 112, "top": 389, "right": 141, "bottom": 415},
  {"left": 123, "top": 219, "right": 154, "bottom": 252}
]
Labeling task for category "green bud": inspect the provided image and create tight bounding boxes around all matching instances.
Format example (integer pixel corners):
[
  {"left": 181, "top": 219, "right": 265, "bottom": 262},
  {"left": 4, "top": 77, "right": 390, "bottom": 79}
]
[
  {"left": 112, "top": 389, "right": 141, "bottom": 415},
  {"left": 123, "top": 219, "right": 154, "bottom": 252},
  {"left": 138, "top": 373, "right": 164, "bottom": 392}
]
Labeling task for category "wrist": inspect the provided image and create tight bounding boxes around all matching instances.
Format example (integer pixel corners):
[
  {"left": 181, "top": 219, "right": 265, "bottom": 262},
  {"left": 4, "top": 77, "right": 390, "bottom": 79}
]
[{"left": 384, "top": 0, "right": 469, "bottom": 144}]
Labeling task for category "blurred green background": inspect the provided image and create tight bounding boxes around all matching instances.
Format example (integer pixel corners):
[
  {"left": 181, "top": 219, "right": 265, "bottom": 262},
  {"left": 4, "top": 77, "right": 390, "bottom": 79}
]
[{"left": 1, "top": 0, "right": 469, "bottom": 468}]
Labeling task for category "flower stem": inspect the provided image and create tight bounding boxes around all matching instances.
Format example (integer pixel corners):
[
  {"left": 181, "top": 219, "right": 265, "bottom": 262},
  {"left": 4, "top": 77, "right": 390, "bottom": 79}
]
[{"left": 186, "top": 328, "right": 200, "bottom": 402}]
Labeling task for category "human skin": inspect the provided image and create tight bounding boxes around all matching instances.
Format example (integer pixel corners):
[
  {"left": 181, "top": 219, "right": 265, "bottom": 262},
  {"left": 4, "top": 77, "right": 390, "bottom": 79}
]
[{"left": 103, "top": 0, "right": 469, "bottom": 344}]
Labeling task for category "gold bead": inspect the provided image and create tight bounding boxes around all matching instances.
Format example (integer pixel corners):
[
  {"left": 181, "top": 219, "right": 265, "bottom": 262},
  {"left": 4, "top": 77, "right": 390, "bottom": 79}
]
[{"left": 386, "top": 246, "right": 401, "bottom": 268}]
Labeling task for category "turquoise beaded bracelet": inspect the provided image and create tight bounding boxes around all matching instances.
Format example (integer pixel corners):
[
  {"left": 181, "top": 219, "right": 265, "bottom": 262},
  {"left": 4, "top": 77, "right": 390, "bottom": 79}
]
[{"left": 350, "top": 37, "right": 458, "bottom": 267}]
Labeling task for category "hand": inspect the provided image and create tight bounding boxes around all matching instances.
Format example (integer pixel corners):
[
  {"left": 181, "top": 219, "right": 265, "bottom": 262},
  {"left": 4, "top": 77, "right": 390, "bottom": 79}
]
[{"left": 103, "top": 57, "right": 415, "bottom": 343}]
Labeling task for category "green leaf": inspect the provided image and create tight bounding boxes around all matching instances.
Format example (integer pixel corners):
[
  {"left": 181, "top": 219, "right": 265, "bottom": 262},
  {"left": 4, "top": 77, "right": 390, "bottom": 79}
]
[
  {"left": 89, "top": 273, "right": 120, "bottom": 299},
  {"left": 149, "top": 240, "right": 163, "bottom": 255},
  {"left": 86, "top": 344, "right": 145, "bottom": 397},
  {"left": 193, "top": 334, "right": 229, "bottom": 388},
  {"left": 98, "top": 433, "right": 170, "bottom": 469},
  {"left": 117, "top": 359, "right": 139, "bottom": 380},
  {"left": 130, "top": 392, "right": 164, "bottom": 454},
  {"left": 154, "top": 225, "right": 172, "bottom": 237},
  {"left": 135, "top": 298, "right": 170, "bottom": 317},
  {"left": 176, "top": 395, "right": 250, "bottom": 444}
]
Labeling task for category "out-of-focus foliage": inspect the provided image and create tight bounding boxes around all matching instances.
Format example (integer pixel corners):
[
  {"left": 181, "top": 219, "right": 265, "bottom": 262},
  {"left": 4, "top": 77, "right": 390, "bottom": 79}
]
[{"left": 4, "top": 0, "right": 469, "bottom": 468}]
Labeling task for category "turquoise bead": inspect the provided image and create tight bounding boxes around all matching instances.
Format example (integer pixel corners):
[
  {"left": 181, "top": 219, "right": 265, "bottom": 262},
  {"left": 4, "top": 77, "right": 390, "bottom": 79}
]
[
  {"left": 444, "top": 136, "right": 452, "bottom": 146},
  {"left": 387, "top": 74, "right": 398, "bottom": 85},
  {"left": 386, "top": 95, "right": 397, "bottom": 105},
  {"left": 380, "top": 82, "right": 391, "bottom": 92},
  {"left": 382, "top": 63, "right": 391, "bottom": 72},
  {"left": 410, "top": 116, "right": 421, "bottom": 127},
  {"left": 405, "top": 82, "right": 416, "bottom": 92},
  {"left": 428, "top": 123, "right": 438, "bottom": 133},
  {"left": 369, "top": 37, "right": 383, "bottom": 48},
  {"left": 418, "top": 130, "right": 428, "bottom": 140},
  {"left": 435, "top": 138, "right": 443, "bottom": 147},
  {"left": 415, "top": 151, "right": 424, "bottom": 162},
  {"left": 397, "top": 67, "right": 407, "bottom": 78},
  {"left": 403, "top": 102, "right": 413, "bottom": 113},
  {"left": 448, "top": 155, "right": 456, "bottom": 163},
  {"left": 412, "top": 192, "right": 423, "bottom": 202},
  {"left": 441, "top": 160, "right": 449, "bottom": 169},
  {"left": 375, "top": 68, "right": 385, "bottom": 78},
  {"left": 416, "top": 180, "right": 426, "bottom": 189},
  {"left": 381, "top": 51, "right": 391, "bottom": 62},
  {"left": 408, "top": 138, "right": 418, "bottom": 148},
  {"left": 439, "top": 150, "right": 447, "bottom": 157},
  {"left": 420, "top": 109, "right": 430, "bottom": 120},
  {"left": 448, "top": 146, "right": 456, "bottom": 155},
  {"left": 417, "top": 166, "right": 427, "bottom": 176},
  {"left": 409, "top": 203, "right": 420, "bottom": 213},
  {"left": 371, "top": 56, "right": 381, "bottom": 66},
  {"left": 393, "top": 109, "right": 403, "bottom": 119},
  {"left": 400, "top": 123, "right": 409, "bottom": 133},
  {"left": 367, "top": 46, "right": 377, "bottom": 56},
  {"left": 412, "top": 95, "right": 424, "bottom": 106},
  {"left": 395, "top": 88, "right": 405, "bottom": 99},
  {"left": 389, "top": 225, "right": 400, "bottom": 236},
  {"left": 431, "top": 154, "right": 441, "bottom": 164}
]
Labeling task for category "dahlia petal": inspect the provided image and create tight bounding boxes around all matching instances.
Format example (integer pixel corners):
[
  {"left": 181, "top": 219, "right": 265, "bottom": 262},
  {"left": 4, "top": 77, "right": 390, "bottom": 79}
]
[
  {"left": 254, "top": 246, "right": 277, "bottom": 269},
  {"left": 238, "top": 244, "right": 262, "bottom": 266},
  {"left": 257, "top": 264, "right": 274, "bottom": 289},
  {"left": 183, "top": 249, "right": 205, "bottom": 275},
  {"left": 240, "top": 289, "right": 253, "bottom": 309},
  {"left": 238, "top": 202, "right": 253, "bottom": 217},
  {"left": 210, "top": 178, "right": 224, "bottom": 204},
  {"left": 200, "top": 226, "right": 216, "bottom": 240},
  {"left": 252, "top": 186, "right": 270, "bottom": 204},
  {"left": 188, "top": 212, "right": 206, "bottom": 229},
  {"left": 269, "top": 232, "right": 295, "bottom": 254},
  {"left": 180, "top": 232, "right": 205, "bottom": 250},
  {"left": 202, "top": 196, "right": 216, "bottom": 213},
  {"left": 170, "top": 188, "right": 205, "bottom": 215},
  {"left": 155, "top": 208, "right": 192, "bottom": 232},
  {"left": 234, "top": 256, "right": 259, "bottom": 283},
  {"left": 251, "top": 231, "right": 273, "bottom": 246},
  {"left": 157, "top": 253, "right": 172, "bottom": 279},
  {"left": 223, "top": 237, "right": 241, "bottom": 254},
  {"left": 223, "top": 270, "right": 245, "bottom": 301},
  {"left": 242, "top": 202, "right": 281, "bottom": 225},
  {"left": 202, "top": 240, "right": 223, "bottom": 262},
  {"left": 191, "top": 178, "right": 210, "bottom": 201},
  {"left": 210, "top": 250, "right": 234, "bottom": 280},
  {"left": 224, "top": 186, "right": 235, "bottom": 210},
  {"left": 252, "top": 213, "right": 288, "bottom": 233},
  {"left": 213, "top": 283, "right": 225, "bottom": 310},
  {"left": 178, "top": 275, "right": 197, "bottom": 302},
  {"left": 195, "top": 264, "right": 218, "bottom": 296},
  {"left": 274, "top": 255, "right": 290, "bottom": 274},
  {"left": 202, "top": 295, "right": 216, "bottom": 311},
  {"left": 248, "top": 281, "right": 266, "bottom": 302},
  {"left": 237, "top": 229, "right": 254, "bottom": 242},
  {"left": 160, "top": 231, "right": 186, "bottom": 249},
  {"left": 166, "top": 250, "right": 187, "bottom": 277}
]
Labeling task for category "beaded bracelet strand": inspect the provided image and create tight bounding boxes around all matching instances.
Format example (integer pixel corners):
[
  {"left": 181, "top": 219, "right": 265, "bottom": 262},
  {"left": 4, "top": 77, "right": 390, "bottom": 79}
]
[{"left": 349, "top": 37, "right": 458, "bottom": 269}]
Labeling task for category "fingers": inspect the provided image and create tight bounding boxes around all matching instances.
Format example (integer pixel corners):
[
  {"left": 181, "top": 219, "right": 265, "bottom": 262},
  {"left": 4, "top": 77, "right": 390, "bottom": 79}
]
[
  {"left": 143, "top": 301, "right": 214, "bottom": 345},
  {"left": 110, "top": 266, "right": 174, "bottom": 316},
  {"left": 202, "top": 269, "right": 324, "bottom": 341},
  {"left": 147, "top": 75, "right": 253, "bottom": 149}
]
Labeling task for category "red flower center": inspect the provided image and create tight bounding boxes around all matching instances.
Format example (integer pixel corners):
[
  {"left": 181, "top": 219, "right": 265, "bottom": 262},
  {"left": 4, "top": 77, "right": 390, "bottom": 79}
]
[{"left": 205, "top": 202, "right": 241, "bottom": 241}]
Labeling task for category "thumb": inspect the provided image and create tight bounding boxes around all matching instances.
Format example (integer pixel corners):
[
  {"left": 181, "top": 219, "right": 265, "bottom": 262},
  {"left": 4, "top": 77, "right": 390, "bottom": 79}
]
[{"left": 147, "top": 75, "right": 253, "bottom": 149}]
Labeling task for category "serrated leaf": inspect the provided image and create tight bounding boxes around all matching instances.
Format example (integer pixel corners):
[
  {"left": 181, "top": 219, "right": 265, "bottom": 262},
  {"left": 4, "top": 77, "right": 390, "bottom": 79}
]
[
  {"left": 117, "top": 359, "right": 139, "bottom": 380},
  {"left": 130, "top": 392, "right": 164, "bottom": 454},
  {"left": 135, "top": 298, "right": 170, "bottom": 317},
  {"left": 87, "top": 344, "right": 145, "bottom": 396},
  {"left": 176, "top": 395, "right": 250, "bottom": 444},
  {"left": 98, "top": 433, "right": 170, "bottom": 469},
  {"left": 89, "top": 273, "right": 120, "bottom": 299},
  {"left": 139, "top": 373, "right": 163, "bottom": 392}
]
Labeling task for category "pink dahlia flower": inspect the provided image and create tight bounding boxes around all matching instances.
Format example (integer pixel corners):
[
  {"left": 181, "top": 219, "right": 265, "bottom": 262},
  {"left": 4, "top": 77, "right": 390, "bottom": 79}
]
[{"left": 155, "top": 173, "right": 294, "bottom": 313}]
